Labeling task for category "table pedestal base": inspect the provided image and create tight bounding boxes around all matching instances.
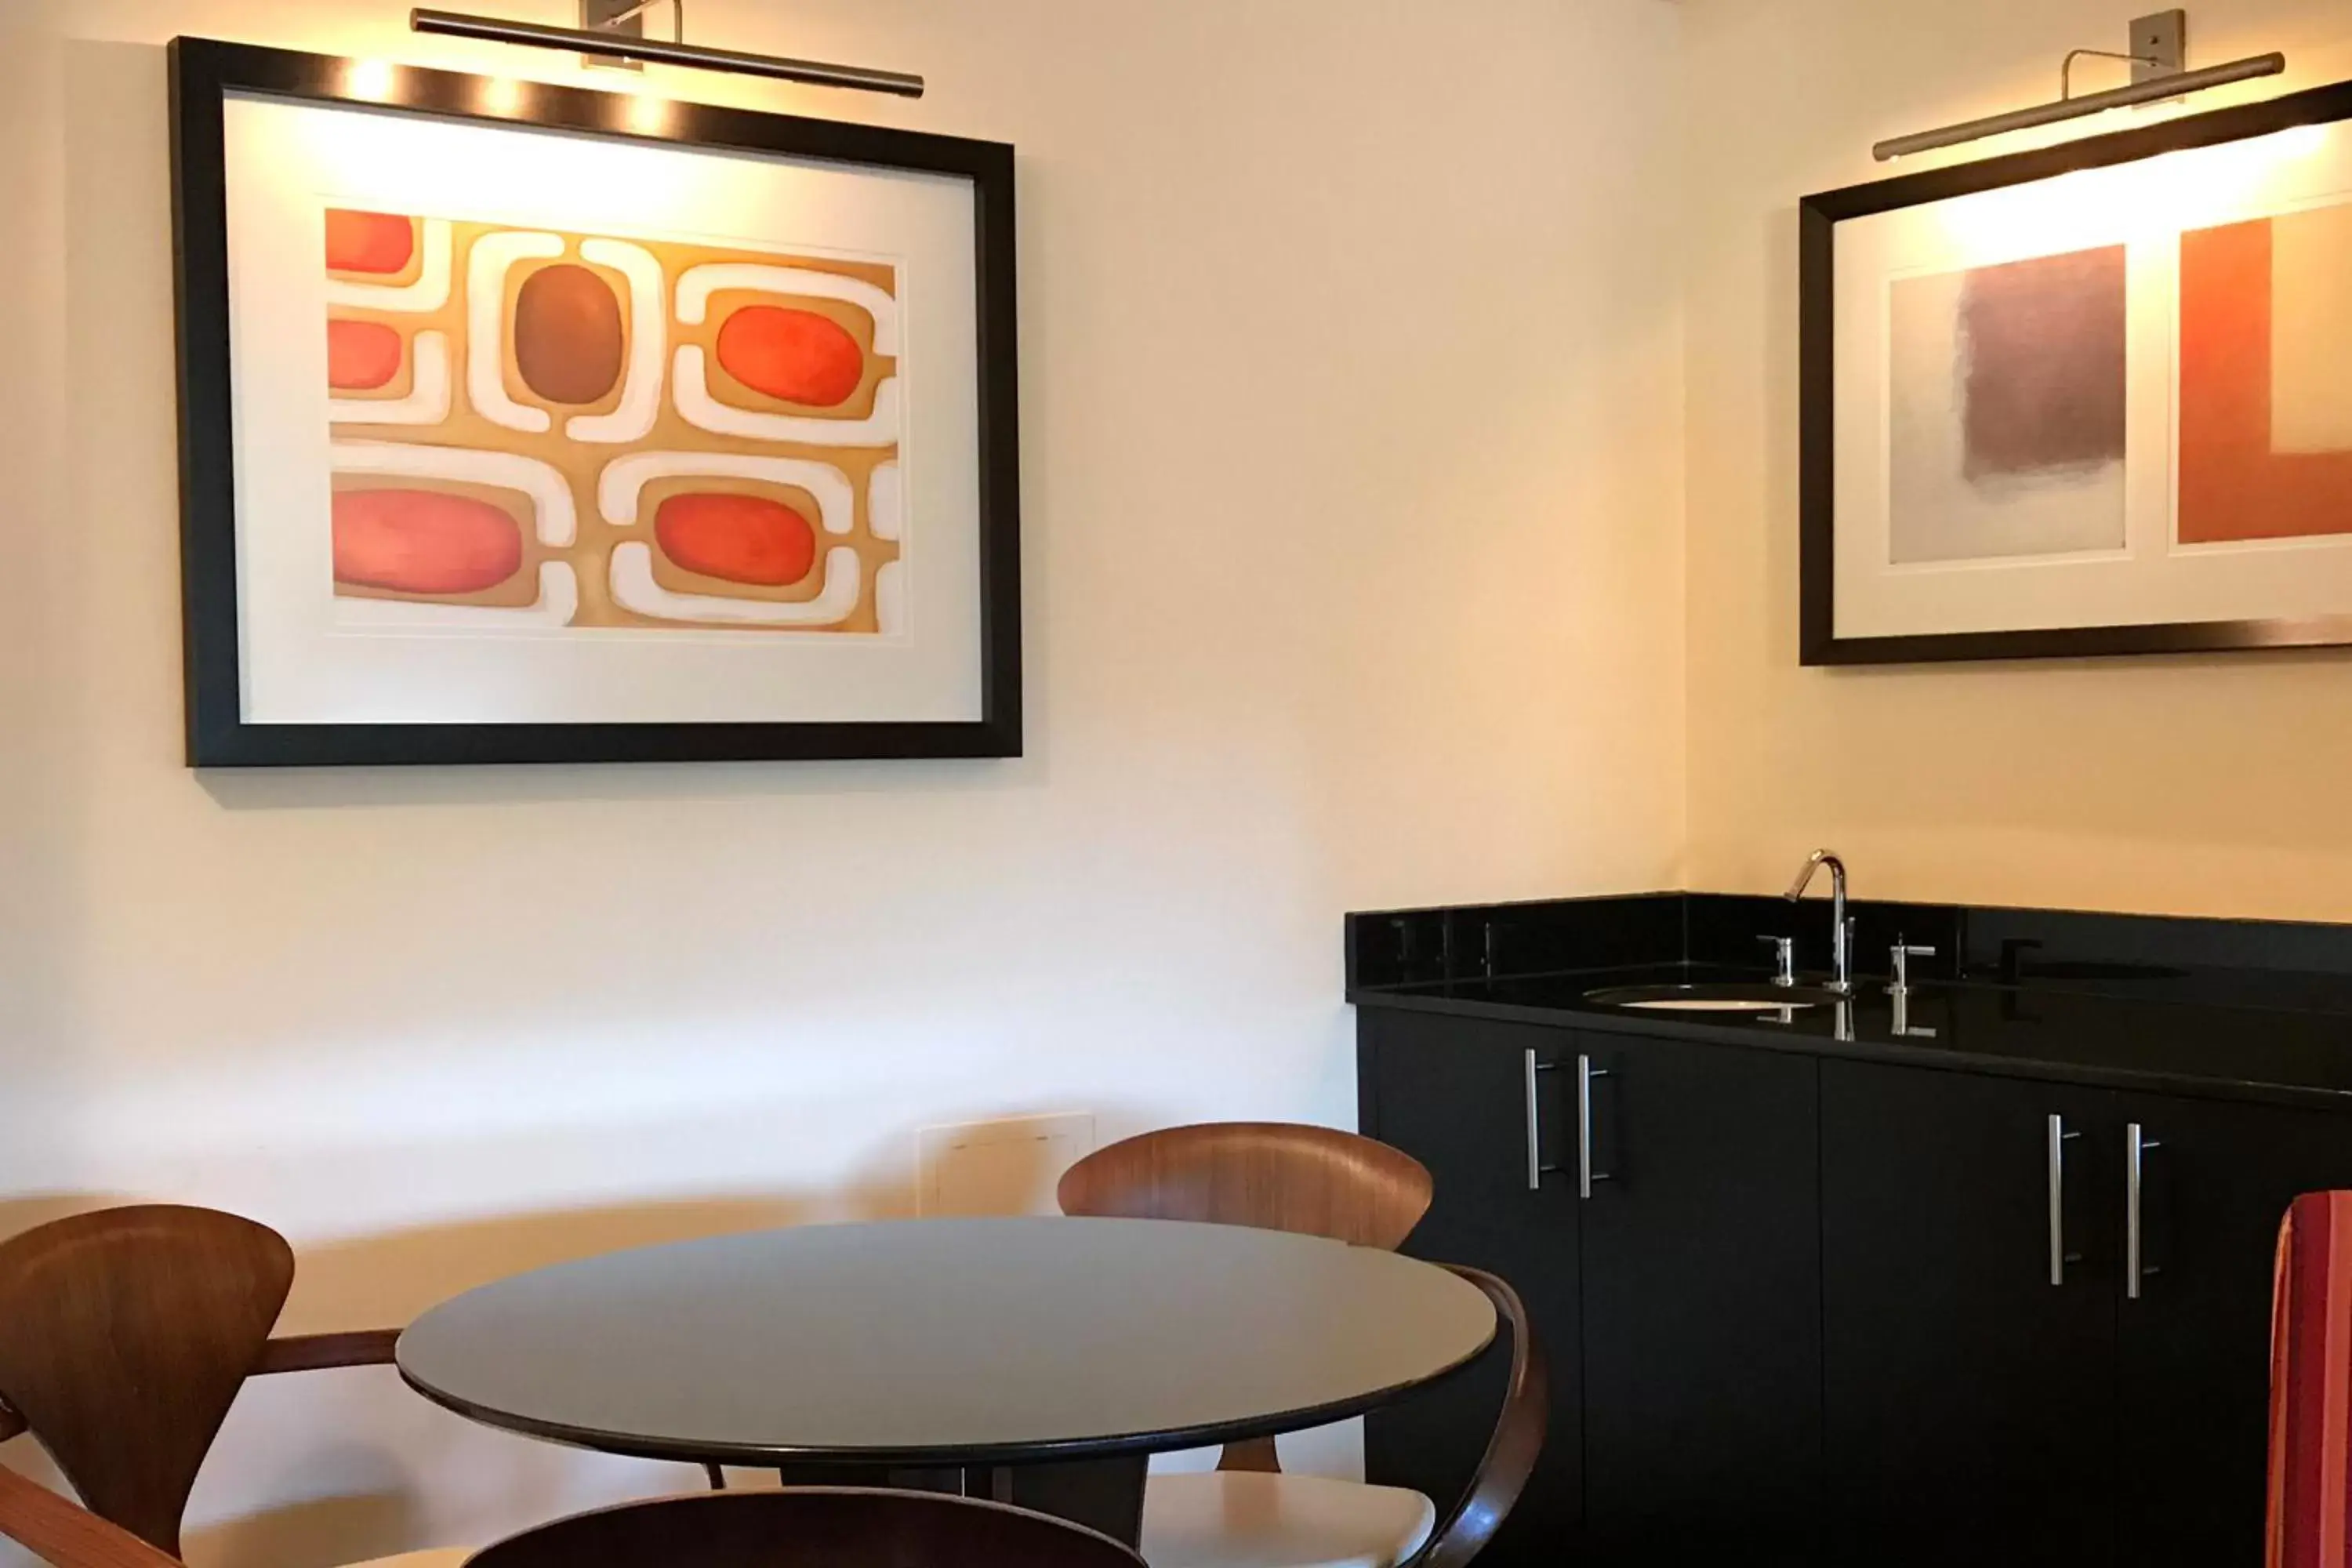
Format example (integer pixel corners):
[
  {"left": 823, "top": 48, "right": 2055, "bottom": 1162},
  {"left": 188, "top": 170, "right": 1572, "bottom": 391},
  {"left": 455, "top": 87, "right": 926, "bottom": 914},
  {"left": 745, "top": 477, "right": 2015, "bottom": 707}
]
[{"left": 768, "top": 1456, "right": 1149, "bottom": 1547}]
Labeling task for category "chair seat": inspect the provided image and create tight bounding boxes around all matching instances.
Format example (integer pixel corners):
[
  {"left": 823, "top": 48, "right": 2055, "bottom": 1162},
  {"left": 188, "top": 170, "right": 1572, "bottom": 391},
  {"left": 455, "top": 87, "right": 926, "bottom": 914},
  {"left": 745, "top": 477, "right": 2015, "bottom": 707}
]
[
  {"left": 1140, "top": 1471, "right": 1436, "bottom": 1568},
  {"left": 343, "top": 1549, "right": 474, "bottom": 1568}
]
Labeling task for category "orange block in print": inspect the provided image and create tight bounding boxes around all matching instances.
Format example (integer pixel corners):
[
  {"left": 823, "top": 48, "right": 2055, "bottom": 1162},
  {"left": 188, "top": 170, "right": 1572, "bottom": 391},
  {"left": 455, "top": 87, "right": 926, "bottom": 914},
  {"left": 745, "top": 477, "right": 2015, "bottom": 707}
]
[
  {"left": 326, "top": 319, "right": 403, "bottom": 390},
  {"left": 332, "top": 489, "right": 523, "bottom": 595},
  {"left": 325, "top": 209, "right": 416, "bottom": 275},
  {"left": 2179, "top": 208, "right": 2352, "bottom": 544},
  {"left": 717, "top": 306, "right": 866, "bottom": 408}
]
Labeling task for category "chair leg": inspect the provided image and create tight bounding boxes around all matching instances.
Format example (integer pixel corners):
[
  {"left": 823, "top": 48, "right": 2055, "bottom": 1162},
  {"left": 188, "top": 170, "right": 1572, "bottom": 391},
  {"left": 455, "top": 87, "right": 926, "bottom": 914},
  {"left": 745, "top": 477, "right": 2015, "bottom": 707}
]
[{"left": 704, "top": 1463, "right": 727, "bottom": 1490}]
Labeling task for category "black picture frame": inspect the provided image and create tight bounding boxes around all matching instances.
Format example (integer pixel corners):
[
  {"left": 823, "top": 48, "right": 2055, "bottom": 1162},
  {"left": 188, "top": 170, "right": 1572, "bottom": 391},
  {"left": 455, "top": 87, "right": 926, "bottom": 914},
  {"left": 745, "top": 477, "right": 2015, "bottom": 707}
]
[
  {"left": 169, "top": 35, "right": 1021, "bottom": 765},
  {"left": 1800, "top": 76, "right": 2352, "bottom": 666}
]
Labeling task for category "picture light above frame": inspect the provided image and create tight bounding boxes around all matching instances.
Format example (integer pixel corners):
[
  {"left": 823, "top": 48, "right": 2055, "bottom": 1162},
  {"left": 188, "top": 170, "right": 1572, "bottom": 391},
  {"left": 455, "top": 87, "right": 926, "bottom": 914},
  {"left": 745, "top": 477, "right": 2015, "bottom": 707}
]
[
  {"left": 408, "top": 2, "right": 925, "bottom": 96},
  {"left": 170, "top": 37, "right": 1019, "bottom": 766},
  {"left": 1801, "top": 73, "right": 2352, "bottom": 665},
  {"left": 1873, "top": 9, "right": 2281, "bottom": 162}
]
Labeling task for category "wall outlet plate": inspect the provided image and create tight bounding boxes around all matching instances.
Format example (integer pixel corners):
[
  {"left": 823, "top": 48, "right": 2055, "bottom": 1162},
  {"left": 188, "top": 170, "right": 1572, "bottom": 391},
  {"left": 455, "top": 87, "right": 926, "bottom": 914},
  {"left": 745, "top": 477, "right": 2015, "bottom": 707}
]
[{"left": 917, "top": 1112, "right": 1098, "bottom": 1218}]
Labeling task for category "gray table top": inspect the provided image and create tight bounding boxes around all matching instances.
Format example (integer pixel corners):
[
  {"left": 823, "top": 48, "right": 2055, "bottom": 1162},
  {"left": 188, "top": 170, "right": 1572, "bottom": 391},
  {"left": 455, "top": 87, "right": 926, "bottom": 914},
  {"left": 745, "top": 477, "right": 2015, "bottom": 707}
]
[{"left": 396, "top": 1216, "right": 1496, "bottom": 1467}]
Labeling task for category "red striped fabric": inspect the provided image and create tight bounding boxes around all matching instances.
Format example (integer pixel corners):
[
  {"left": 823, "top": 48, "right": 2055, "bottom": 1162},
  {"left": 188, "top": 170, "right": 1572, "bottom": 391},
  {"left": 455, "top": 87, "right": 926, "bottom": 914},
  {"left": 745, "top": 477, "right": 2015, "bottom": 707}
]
[{"left": 2270, "top": 1191, "right": 2352, "bottom": 1567}]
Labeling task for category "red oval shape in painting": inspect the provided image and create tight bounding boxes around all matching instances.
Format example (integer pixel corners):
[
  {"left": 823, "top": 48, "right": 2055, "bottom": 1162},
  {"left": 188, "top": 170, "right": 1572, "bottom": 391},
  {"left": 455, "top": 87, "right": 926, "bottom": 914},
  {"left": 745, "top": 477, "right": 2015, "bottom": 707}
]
[
  {"left": 326, "top": 319, "right": 404, "bottom": 390},
  {"left": 325, "top": 209, "right": 416, "bottom": 275},
  {"left": 715, "top": 306, "right": 865, "bottom": 408},
  {"left": 333, "top": 489, "right": 523, "bottom": 595},
  {"left": 655, "top": 493, "right": 818, "bottom": 586}
]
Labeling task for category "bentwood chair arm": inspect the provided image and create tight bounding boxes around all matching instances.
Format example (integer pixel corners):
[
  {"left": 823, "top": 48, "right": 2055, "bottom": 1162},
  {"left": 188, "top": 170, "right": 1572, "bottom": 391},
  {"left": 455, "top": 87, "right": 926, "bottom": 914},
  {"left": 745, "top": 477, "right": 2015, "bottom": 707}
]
[
  {"left": 0, "top": 1462, "right": 186, "bottom": 1568},
  {"left": 0, "top": 1335, "right": 408, "bottom": 1568},
  {"left": 252, "top": 1330, "right": 403, "bottom": 1375},
  {"left": 1406, "top": 1264, "right": 1548, "bottom": 1568}
]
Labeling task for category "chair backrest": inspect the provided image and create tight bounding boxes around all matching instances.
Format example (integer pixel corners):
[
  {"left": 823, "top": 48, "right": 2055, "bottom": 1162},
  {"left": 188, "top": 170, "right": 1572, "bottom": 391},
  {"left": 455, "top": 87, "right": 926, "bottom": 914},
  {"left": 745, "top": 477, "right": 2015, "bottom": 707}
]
[
  {"left": 465, "top": 1487, "right": 1147, "bottom": 1568},
  {"left": 1056, "top": 1122, "right": 1434, "bottom": 1249},
  {"left": 2269, "top": 1190, "right": 2352, "bottom": 1567},
  {"left": 1058, "top": 1122, "right": 1438, "bottom": 1475},
  {"left": 0, "top": 1205, "right": 295, "bottom": 1555}
]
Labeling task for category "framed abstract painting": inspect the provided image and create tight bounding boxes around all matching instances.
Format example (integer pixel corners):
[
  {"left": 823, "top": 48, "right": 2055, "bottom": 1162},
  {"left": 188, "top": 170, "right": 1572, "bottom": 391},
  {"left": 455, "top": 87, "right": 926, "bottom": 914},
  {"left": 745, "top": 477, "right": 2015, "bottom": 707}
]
[
  {"left": 170, "top": 37, "right": 1019, "bottom": 765},
  {"left": 1801, "top": 78, "right": 2352, "bottom": 663}
]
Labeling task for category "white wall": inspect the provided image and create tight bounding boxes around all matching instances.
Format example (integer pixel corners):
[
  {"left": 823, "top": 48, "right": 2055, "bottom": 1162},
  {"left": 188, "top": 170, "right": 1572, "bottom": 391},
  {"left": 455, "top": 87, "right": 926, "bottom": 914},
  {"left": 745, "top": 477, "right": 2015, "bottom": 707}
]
[
  {"left": 1681, "top": 0, "right": 2352, "bottom": 917},
  {"left": 0, "top": 2, "right": 1688, "bottom": 1561}
]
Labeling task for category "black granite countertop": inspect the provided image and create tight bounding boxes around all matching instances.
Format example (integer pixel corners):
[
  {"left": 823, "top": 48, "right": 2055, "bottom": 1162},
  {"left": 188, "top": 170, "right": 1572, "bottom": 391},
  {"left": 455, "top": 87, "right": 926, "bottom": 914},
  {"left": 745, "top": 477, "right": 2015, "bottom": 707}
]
[{"left": 1345, "top": 894, "right": 2352, "bottom": 1110}]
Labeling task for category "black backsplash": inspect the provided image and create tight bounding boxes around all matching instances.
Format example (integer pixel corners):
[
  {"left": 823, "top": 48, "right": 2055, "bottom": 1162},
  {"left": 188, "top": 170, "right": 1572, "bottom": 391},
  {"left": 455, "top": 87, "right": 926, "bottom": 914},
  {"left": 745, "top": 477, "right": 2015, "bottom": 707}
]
[{"left": 1347, "top": 892, "right": 2352, "bottom": 1018}]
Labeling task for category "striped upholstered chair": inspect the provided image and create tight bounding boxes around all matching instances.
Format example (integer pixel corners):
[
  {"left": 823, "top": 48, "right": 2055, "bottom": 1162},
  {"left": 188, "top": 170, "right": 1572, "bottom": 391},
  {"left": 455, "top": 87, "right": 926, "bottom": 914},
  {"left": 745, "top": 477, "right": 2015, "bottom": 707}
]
[{"left": 2268, "top": 1190, "right": 2352, "bottom": 1566}]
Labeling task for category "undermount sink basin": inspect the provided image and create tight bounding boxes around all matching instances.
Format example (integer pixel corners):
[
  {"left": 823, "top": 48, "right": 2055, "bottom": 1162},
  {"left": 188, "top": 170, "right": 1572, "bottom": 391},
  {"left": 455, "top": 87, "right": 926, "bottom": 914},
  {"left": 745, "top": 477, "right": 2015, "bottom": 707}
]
[{"left": 1582, "top": 982, "right": 1849, "bottom": 1012}]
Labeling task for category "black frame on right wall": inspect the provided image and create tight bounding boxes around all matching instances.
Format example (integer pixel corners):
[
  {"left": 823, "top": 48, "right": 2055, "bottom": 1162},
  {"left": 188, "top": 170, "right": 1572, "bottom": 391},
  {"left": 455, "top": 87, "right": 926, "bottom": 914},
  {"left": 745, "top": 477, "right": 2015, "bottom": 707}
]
[{"left": 1799, "top": 77, "right": 2352, "bottom": 666}]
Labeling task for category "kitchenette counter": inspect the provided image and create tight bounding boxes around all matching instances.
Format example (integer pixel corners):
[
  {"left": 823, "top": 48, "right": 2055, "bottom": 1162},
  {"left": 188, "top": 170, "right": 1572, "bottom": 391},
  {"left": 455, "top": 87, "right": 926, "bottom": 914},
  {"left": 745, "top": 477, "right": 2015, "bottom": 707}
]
[{"left": 1347, "top": 891, "right": 2352, "bottom": 1110}]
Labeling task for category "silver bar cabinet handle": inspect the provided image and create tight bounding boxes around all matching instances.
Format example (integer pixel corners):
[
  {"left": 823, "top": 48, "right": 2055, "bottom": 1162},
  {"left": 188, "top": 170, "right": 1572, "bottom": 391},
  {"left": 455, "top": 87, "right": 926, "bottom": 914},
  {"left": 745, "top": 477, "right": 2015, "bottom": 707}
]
[
  {"left": 1523, "top": 1049, "right": 1559, "bottom": 1191},
  {"left": 2126, "top": 1122, "right": 2161, "bottom": 1299},
  {"left": 1577, "top": 1054, "right": 1613, "bottom": 1200},
  {"left": 2047, "top": 1113, "right": 2082, "bottom": 1285}
]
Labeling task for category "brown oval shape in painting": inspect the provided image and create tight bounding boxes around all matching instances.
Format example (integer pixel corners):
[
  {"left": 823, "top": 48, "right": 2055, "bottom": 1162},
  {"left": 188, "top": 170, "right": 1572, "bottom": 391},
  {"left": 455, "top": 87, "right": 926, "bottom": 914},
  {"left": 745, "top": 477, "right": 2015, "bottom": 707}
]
[
  {"left": 327, "top": 319, "right": 404, "bottom": 390},
  {"left": 513, "top": 263, "right": 625, "bottom": 405},
  {"left": 325, "top": 209, "right": 416, "bottom": 275},
  {"left": 716, "top": 306, "right": 865, "bottom": 408},
  {"left": 655, "top": 493, "right": 818, "bottom": 586},
  {"left": 333, "top": 489, "right": 523, "bottom": 595}
]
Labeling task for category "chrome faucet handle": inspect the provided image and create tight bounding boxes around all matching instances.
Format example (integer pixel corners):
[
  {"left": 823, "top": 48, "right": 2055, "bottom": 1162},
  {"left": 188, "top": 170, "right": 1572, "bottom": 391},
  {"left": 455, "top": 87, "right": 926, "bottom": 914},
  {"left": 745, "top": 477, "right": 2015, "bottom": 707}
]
[
  {"left": 1756, "top": 935, "right": 1796, "bottom": 986},
  {"left": 1890, "top": 942, "right": 1937, "bottom": 992}
]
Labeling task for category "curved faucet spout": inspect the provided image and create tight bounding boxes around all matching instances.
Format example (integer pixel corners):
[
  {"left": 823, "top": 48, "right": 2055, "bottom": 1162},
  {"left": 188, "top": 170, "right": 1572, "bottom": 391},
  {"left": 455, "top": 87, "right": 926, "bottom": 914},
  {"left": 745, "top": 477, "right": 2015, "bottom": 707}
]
[
  {"left": 1784, "top": 849, "right": 1852, "bottom": 993},
  {"left": 1785, "top": 848, "right": 1846, "bottom": 903}
]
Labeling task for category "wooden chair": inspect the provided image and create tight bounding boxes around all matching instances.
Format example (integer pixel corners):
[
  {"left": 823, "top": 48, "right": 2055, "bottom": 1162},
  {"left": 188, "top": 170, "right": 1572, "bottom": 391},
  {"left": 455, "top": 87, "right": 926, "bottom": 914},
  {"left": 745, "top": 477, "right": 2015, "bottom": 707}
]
[
  {"left": 1057, "top": 1123, "right": 1545, "bottom": 1568},
  {"left": 0, "top": 1203, "right": 466, "bottom": 1568},
  {"left": 465, "top": 1487, "right": 1144, "bottom": 1568}
]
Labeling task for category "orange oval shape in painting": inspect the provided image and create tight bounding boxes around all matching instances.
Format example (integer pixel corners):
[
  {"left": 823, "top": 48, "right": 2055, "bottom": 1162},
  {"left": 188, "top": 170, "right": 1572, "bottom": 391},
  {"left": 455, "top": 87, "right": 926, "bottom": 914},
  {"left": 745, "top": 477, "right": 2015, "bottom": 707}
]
[
  {"left": 715, "top": 306, "right": 865, "bottom": 408},
  {"left": 655, "top": 493, "right": 818, "bottom": 586},
  {"left": 514, "top": 263, "right": 626, "bottom": 405},
  {"left": 326, "top": 319, "right": 404, "bottom": 390},
  {"left": 333, "top": 489, "right": 523, "bottom": 595},
  {"left": 325, "top": 209, "right": 416, "bottom": 275}
]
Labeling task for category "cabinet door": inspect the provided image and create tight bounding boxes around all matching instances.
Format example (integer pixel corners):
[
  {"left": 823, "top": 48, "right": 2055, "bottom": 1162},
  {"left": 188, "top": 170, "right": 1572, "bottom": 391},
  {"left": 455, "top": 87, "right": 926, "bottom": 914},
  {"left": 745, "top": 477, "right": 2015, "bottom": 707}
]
[
  {"left": 1820, "top": 1061, "right": 2118, "bottom": 1568},
  {"left": 2114, "top": 1093, "right": 2352, "bottom": 1567},
  {"left": 1577, "top": 1032, "right": 1822, "bottom": 1566},
  {"left": 1359, "top": 1009, "right": 1581, "bottom": 1568}
]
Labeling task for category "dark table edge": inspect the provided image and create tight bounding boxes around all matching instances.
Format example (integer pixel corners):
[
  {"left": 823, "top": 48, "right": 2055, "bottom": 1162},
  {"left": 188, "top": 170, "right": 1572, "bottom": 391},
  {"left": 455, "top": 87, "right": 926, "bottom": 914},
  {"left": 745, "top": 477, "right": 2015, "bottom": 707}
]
[
  {"left": 1349, "top": 982, "right": 2352, "bottom": 1114},
  {"left": 393, "top": 1273, "right": 1499, "bottom": 1469}
]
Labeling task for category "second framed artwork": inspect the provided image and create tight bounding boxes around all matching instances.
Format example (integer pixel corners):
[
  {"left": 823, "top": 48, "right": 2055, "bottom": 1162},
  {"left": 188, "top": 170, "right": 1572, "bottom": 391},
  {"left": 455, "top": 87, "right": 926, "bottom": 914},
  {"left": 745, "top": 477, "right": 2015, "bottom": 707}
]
[
  {"left": 172, "top": 38, "right": 1019, "bottom": 764},
  {"left": 1802, "top": 78, "right": 2352, "bottom": 663}
]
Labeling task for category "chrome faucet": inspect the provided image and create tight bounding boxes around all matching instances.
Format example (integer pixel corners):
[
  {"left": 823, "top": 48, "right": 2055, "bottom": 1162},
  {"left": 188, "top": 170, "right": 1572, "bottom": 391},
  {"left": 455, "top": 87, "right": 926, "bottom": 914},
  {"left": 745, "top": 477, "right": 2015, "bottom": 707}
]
[{"left": 1784, "top": 849, "right": 1853, "bottom": 994}]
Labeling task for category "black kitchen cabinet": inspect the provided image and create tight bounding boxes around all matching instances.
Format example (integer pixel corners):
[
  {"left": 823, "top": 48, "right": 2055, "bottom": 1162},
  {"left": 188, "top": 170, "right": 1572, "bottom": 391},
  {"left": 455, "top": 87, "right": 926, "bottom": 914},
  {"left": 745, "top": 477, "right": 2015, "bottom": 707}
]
[
  {"left": 1349, "top": 893, "right": 2352, "bottom": 1563},
  {"left": 1820, "top": 1060, "right": 2122, "bottom": 1568},
  {"left": 1359, "top": 1010, "right": 1822, "bottom": 1567},
  {"left": 1359, "top": 1008, "right": 1582, "bottom": 1567},
  {"left": 1361, "top": 1004, "right": 2352, "bottom": 1566},
  {"left": 1577, "top": 1032, "right": 1822, "bottom": 1565},
  {"left": 2114, "top": 1093, "right": 2352, "bottom": 1566}
]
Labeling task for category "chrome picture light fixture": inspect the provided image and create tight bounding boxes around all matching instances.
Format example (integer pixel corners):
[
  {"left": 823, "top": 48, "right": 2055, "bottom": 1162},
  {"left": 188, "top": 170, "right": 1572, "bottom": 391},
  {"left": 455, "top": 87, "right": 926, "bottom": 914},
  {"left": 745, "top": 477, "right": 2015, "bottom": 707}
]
[
  {"left": 409, "top": 1, "right": 924, "bottom": 96},
  {"left": 1874, "top": 9, "right": 2281, "bottom": 161}
]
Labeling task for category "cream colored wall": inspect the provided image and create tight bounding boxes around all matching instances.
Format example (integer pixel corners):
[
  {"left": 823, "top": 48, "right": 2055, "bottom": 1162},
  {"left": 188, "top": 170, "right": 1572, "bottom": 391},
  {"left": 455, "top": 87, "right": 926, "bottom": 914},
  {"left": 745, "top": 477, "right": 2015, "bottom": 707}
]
[
  {"left": 0, "top": 1, "right": 1686, "bottom": 1561},
  {"left": 1682, "top": 0, "right": 2352, "bottom": 918}
]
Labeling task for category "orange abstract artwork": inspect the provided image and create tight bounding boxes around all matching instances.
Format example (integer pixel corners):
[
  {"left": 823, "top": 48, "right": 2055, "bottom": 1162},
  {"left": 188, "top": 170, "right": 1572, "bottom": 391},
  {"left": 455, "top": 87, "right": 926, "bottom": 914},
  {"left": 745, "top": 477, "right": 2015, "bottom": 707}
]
[
  {"left": 2179, "top": 202, "right": 2352, "bottom": 546},
  {"left": 324, "top": 209, "right": 904, "bottom": 633}
]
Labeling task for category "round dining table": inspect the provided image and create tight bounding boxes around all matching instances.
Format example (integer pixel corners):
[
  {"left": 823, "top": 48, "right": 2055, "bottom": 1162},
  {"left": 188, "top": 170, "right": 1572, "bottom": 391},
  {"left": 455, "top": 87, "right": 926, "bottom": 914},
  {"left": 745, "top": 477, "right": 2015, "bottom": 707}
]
[{"left": 396, "top": 1216, "right": 1497, "bottom": 1544}]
